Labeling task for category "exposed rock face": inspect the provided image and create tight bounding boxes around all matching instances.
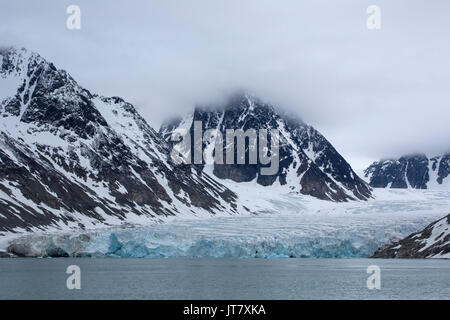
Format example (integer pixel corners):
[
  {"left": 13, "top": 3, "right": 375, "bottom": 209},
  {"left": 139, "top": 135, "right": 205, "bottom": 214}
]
[
  {"left": 160, "top": 93, "right": 372, "bottom": 202},
  {"left": 364, "top": 153, "right": 450, "bottom": 189},
  {"left": 0, "top": 47, "right": 238, "bottom": 233},
  {"left": 372, "top": 214, "right": 450, "bottom": 258}
]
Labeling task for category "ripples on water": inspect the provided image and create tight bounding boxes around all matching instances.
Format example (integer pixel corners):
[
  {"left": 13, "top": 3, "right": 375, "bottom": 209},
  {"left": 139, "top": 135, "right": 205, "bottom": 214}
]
[{"left": 0, "top": 258, "right": 448, "bottom": 299}]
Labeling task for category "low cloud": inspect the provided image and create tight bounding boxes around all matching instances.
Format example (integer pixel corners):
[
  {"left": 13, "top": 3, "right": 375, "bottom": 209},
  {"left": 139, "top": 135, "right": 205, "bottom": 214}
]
[{"left": 1, "top": 0, "right": 450, "bottom": 170}]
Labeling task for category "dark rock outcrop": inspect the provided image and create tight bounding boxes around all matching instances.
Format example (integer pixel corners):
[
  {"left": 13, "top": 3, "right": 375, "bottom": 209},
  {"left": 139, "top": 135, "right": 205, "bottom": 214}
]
[
  {"left": 365, "top": 153, "right": 450, "bottom": 189},
  {"left": 372, "top": 214, "right": 450, "bottom": 258}
]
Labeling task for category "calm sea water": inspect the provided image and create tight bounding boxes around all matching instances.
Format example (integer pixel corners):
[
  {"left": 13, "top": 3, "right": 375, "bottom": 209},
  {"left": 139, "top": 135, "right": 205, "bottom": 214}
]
[{"left": 0, "top": 258, "right": 448, "bottom": 299}]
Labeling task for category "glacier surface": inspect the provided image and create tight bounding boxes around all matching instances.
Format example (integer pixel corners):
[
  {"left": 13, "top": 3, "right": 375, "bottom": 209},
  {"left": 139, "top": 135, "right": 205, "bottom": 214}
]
[{"left": 3, "top": 189, "right": 449, "bottom": 258}]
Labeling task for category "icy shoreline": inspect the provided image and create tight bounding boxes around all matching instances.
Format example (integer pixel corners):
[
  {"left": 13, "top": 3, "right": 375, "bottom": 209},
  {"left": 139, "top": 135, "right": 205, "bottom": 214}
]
[{"left": 1, "top": 189, "right": 449, "bottom": 258}]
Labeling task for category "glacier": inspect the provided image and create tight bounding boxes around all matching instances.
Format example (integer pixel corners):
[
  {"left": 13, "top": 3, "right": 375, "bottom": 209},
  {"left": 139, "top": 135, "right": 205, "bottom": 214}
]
[{"left": 3, "top": 188, "right": 449, "bottom": 258}]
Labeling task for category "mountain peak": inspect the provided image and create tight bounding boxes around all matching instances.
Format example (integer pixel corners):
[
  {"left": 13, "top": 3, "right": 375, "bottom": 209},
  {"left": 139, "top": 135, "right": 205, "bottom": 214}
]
[
  {"left": 1, "top": 47, "right": 106, "bottom": 139},
  {"left": 365, "top": 152, "right": 450, "bottom": 189},
  {"left": 0, "top": 47, "right": 45, "bottom": 77},
  {"left": 160, "top": 94, "right": 371, "bottom": 202}
]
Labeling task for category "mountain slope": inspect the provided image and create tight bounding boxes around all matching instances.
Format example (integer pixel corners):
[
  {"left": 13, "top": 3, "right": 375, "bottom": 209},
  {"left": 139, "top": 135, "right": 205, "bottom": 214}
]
[
  {"left": 160, "top": 93, "right": 372, "bottom": 202},
  {"left": 372, "top": 213, "right": 450, "bottom": 258},
  {"left": 0, "top": 47, "right": 238, "bottom": 233},
  {"left": 364, "top": 153, "right": 450, "bottom": 189}
]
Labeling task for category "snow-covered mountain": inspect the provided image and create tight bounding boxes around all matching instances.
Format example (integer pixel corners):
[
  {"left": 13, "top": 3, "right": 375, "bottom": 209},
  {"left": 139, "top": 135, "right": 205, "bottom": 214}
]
[
  {"left": 0, "top": 47, "right": 239, "bottom": 234},
  {"left": 364, "top": 153, "right": 450, "bottom": 189},
  {"left": 372, "top": 213, "right": 449, "bottom": 258},
  {"left": 160, "top": 93, "right": 372, "bottom": 202}
]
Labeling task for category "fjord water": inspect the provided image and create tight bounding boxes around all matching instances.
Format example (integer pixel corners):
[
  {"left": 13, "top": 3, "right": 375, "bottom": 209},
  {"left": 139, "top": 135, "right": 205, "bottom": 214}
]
[{"left": 0, "top": 258, "right": 448, "bottom": 299}]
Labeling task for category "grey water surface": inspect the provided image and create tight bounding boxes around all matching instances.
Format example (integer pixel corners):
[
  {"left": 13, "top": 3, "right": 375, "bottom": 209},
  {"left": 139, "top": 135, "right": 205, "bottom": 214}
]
[{"left": 0, "top": 258, "right": 448, "bottom": 299}]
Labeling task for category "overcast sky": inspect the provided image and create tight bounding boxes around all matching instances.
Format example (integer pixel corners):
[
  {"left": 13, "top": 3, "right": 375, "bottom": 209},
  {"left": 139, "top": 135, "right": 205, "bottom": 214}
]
[{"left": 1, "top": 0, "right": 450, "bottom": 170}]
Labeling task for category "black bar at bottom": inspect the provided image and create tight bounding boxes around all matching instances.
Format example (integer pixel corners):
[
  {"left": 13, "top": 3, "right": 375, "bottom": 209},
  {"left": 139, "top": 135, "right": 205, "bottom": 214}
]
[{"left": 0, "top": 300, "right": 447, "bottom": 318}]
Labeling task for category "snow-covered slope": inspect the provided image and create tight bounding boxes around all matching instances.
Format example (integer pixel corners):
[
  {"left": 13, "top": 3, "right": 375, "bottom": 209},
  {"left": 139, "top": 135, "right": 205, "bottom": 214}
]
[
  {"left": 0, "top": 47, "right": 238, "bottom": 234},
  {"left": 364, "top": 153, "right": 450, "bottom": 189},
  {"left": 160, "top": 93, "right": 372, "bottom": 202},
  {"left": 372, "top": 213, "right": 450, "bottom": 258}
]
